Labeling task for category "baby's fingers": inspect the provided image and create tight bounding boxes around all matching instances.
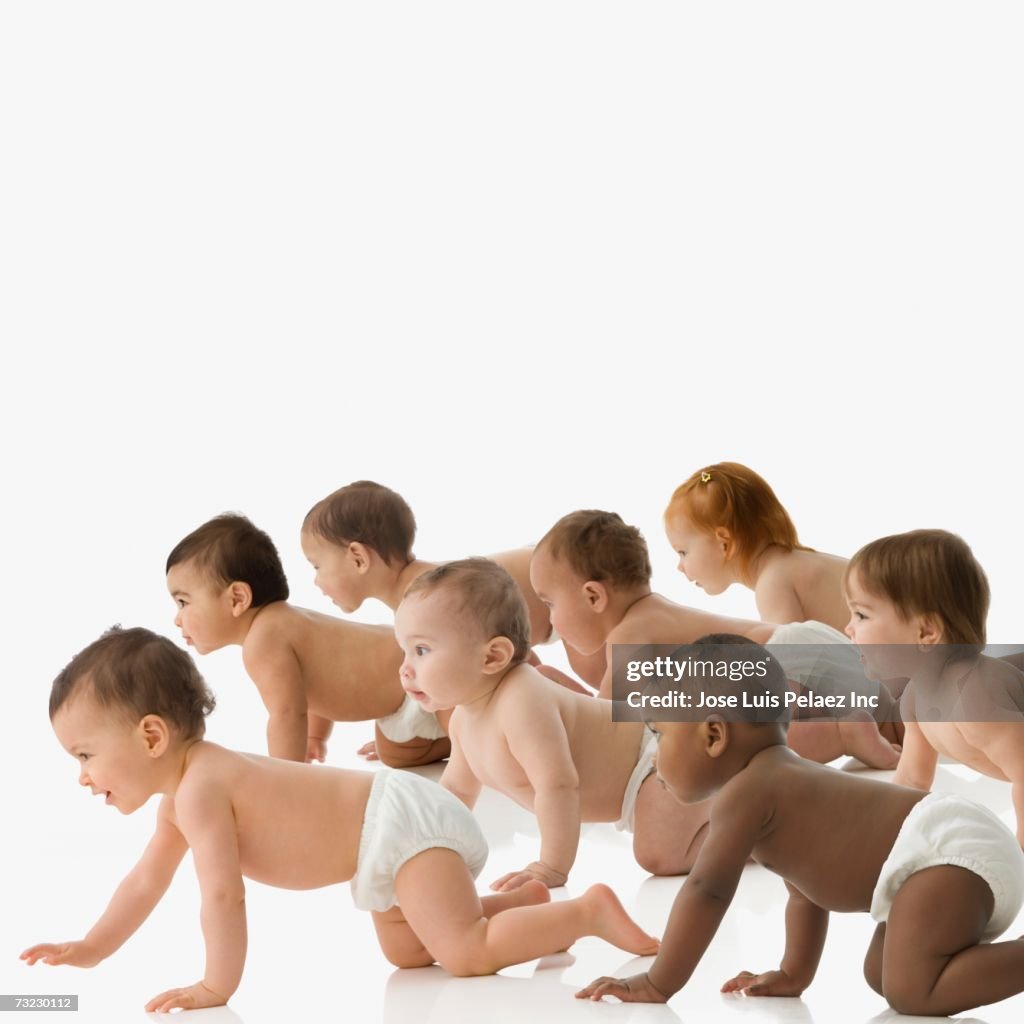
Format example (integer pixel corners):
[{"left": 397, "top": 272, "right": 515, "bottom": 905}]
[
  {"left": 576, "top": 976, "right": 628, "bottom": 1002},
  {"left": 721, "top": 970, "right": 759, "bottom": 993},
  {"left": 145, "top": 988, "right": 192, "bottom": 1014},
  {"left": 20, "top": 944, "right": 65, "bottom": 966}
]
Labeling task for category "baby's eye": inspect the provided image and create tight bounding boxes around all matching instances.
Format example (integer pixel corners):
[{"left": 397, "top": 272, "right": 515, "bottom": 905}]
[
  {"left": 78, "top": 753, "right": 90, "bottom": 761},
  {"left": 854, "top": 611, "right": 867, "bottom": 621},
  {"left": 176, "top": 599, "right": 186, "bottom": 608},
  {"left": 415, "top": 645, "right": 429, "bottom": 656}
]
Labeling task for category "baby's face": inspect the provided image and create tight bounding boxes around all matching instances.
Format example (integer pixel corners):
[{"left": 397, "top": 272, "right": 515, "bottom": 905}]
[
  {"left": 52, "top": 696, "right": 157, "bottom": 815},
  {"left": 844, "top": 570, "right": 930, "bottom": 679},
  {"left": 664, "top": 514, "right": 731, "bottom": 595},
  {"left": 394, "top": 590, "right": 487, "bottom": 712},
  {"left": 300, "top": 531, "right": 365, "bottom": 614},
  {"left": 167, "top": 559, "right": 237, "bottom": 654},
  {"left": 528, "top": 548, "right": 607, "bottom": 656},
  {"left": 649, "top": 721, "right": 717, "bottom": 804}
]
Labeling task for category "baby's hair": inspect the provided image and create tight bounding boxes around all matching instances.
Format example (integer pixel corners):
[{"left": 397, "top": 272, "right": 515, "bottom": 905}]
[
  {"left": 847, "top": 529, "right": 990, "bottom": 648},
  {"left": 50, "top": 626, "right": 216, "bottom": 740},
  {"left": 404, "top": 557, "right": 531, "bottom": 664},
  {"left": 303, "top": 481, "right": 416, "bottom": 567},
  {"left": 537, "top": 510, "right": 652, "bottom": 588},
  {"left": 665, "top": 462, "right": 809, "bottom": 574},
  {"left": 166, "top": 513, "right": 289, "bottom": 608}
]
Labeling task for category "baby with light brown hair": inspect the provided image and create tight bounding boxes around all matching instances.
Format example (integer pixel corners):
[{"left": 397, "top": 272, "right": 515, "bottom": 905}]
[{"left": 845, "top": 528, "right": 1024, "bottom": 845}]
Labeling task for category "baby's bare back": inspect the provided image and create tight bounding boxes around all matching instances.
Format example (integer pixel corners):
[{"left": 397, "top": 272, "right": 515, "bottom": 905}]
[
  {"left": 458, "top": 668, "right": 645, "bottom": 820},
  {"left": 615, "top": 594, "right": 776, "bottom": 646},
  {"left": 767, "top": 549, "right": 850, "bottom": 632},
  {"left": 251, "top": 604, "right": 404, "bottom": 720},
  {"left": 742, "top": 748, "right": 925, "bottom": 911},
  {"left": 178, "top": 743, "right": 374, "bottom": 889}
]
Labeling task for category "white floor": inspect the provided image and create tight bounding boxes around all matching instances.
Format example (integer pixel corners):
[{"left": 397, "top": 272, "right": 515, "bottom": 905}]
[{"left": 7, "top": 716, "right": 1024, "bottom": 1024}]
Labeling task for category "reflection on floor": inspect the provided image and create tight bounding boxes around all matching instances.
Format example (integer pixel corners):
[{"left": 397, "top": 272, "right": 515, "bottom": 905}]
[{"left": 13, "top": 741, "right": 1024, "bottom": 1024}]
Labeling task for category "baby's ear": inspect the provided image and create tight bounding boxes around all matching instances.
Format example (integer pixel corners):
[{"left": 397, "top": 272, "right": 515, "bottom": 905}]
[
  {"left": 582, "top": 580, "right": 609, "bottom": 613},
  {"left": 139, "top": 714, "right": 171, "bottom": 757},
  {"left": 917, "top": 614, "right": 944, "bottom": 647},
  {"left": 228, "top": 581, "right": 253, "bottom": 616},
  {"left": 714, "top": 527, "right": 735, "bottom": 558},
  {"left": 483, "top": 636, "right": 516, "bottom": 673},
  {"left": 347, "top": 542, "right": 372, "bottom": 574},
  {"left": 703, "top": 716, "right": 730, "bottom": 757}
]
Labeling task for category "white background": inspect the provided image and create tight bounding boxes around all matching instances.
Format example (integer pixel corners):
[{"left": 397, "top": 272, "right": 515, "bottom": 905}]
[{"left": 1, "top": 2, "right": 1021, "bottom": 1022}]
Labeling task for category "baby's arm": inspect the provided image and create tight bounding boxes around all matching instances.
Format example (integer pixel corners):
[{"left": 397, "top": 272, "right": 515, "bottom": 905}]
[
  {"left": 306, "top": 714, "right": 334, "bottom": 763},
  {"left": 578, "top": 782, "right": 762, "bottom": 1002},
  {"left": 243, "top": 636, "right": 309, "bottom": 762},
  {"left": 721, "top": 881, "right": 828, "bottom": 996},
  {"left": 983, "top": 726, "right": 1024, "bottom": 848},
  {"left": 144, "top": 779, "right": 247, "bottom": 1013},
  {"left": 891, "top": 718, "right": 938, "bottom": 790},
  {"left": 492, "top": 689, "right": 580, "bottom": 891},
  {"left": 21, "top": 798, "right": 187, "bottom": 969},
  {"left": 439, "top": 720, "right": 483, "bottom": 809}
]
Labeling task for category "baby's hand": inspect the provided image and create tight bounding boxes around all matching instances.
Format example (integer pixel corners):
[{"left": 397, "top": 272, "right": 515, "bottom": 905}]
[
  {"left": 721, "top": 968, "right": 806, "bottom": 997},
  {"left": 306, "top": 736, "right": 329, "bottom": 763},
  {"left": 356, "top": 739, "right": 380, "bottom": 761},
  {"left": 20, "top": 941, "right": 102, "bottom": 968},
  {"left": 576, "top": 972, "right": 669, "bottom": 1003},
  {"left": 145, "top": 980, "right": 227, "bottom": 1013},
  {"left": 490, "top": 861, "right": 567, "bottom": 892}
]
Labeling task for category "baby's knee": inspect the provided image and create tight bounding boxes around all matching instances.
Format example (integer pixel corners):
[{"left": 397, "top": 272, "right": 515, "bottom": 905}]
[
  {"left": 862, "top": 952, "right": 883, "bottom": 995},
  {"left": 882, "top": 976, "right": 933, "bottom": 1016},
  {"left": 436, "top": 948, "right": 497, "bottom": 978},
  {"left": 384, "top": 948, "right": 435, "bottom": 970},
  {"left": 633, "top": 826, "right": 706, "bottom": 877}
]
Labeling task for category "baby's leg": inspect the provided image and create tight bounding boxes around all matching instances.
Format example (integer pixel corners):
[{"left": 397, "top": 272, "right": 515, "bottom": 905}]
[
  {"left": 394, "top": 848, "right": 658, "bottom": 976},
  {"left": 372, "top": 878, "right": 551, "bottom": 968},
  {"left": 881, "top": 864, "right": 1024, "bottom": 1015},
  {"left": 632, "top": 775, "right": 711, "bottom": 875},
  {"left": 786, "top": 718, "right": 900, "bottom": 769},
  {"left": 862, "top": 923, "right": 885, "bottom": 995}
]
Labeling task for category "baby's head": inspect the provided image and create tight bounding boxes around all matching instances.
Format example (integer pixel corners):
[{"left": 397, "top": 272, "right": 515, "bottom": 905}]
[
  {"left": 844, "top": 529, "right": 989, "bottom": 676},
  {"left": 50, "top": 626, "right": 216, "bottom": 814},
  {"left": 530, "top": 511, "right": 652, "bottom": 655},
  {"left": 166, "top": 514, "right": 289, "bottom": 654},
  {"left": 396, "top": 558, "right": 531, "bottom": 711},
  {"left": 301, "top": 481, "right": 416, "bottom": 612},
  {"left": 649, "top": 634, "right": 789, "bottom": 805},
  {"left": 664, "top": 463, "right": 803, "bottom": 592}
]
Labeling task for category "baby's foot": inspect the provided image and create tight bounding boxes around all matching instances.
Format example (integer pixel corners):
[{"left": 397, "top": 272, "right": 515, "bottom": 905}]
[
  {"left": 839, "top": 719, "right": 901, "bottom": 770},
  {"left": 509, "top": 879, "right": 552, "bottom": 909},
  {"left": 582, "top": 884, "right": 660, "bottom": 956}
]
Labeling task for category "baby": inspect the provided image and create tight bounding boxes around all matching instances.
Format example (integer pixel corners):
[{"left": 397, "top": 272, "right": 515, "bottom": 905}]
[
  {"left": 531, "top": 509, "right": 902, "bottom": 769},
  {"left": 845, "top": 529, "right": 1024, "bottom": 845},
  {"left": 394, "top": 558, "right": 712, "bottom": 888},
  {"left": 578, "top": 635, "right": 1024, "bottom": 1017},
  {"left": 664, "top": 462, "right": 850, "bottom": 632},
  {"left": 166, "top": 513, "right": 449, "bottom": 768},
  {"left": 301, "top": 480, "right": 605, "bottom": 692},
  {"left": 21, "top": 627, "right": 659, "bottom": 1012}
]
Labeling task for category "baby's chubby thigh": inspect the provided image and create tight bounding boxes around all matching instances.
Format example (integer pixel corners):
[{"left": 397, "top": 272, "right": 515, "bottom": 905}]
[
  {"left": 632, "top": 777, "right": 711, "bottom": 876},
  {"left": 392, "top": 848, "right": 493, "bottom": 976}
]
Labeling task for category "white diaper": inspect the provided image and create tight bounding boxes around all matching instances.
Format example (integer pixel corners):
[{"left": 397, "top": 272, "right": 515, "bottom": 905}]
[
  {"left": 615, "top": 728, "right": 659, "bottom": 832},
  {"left": 350, "top": 769, "right": 489, "bottom": 912},
  {"left": 767, "top": 620, "right": 886, "bottom": 710},
  {"left": 376, "top": 693, "right": 448, "bottom": 743},
  {"left": 871, "top": 792, "right": 1024, "bottom": 941}
]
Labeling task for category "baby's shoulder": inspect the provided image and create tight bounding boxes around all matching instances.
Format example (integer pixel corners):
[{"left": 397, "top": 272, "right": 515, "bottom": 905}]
[{"left": 174, "top": 744, "right": 239, "bottom": 817}]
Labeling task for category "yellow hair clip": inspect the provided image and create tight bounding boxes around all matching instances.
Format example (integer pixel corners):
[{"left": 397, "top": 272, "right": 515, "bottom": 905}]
[{"left": 701, "top": 471, "right": 712, "bottom": 483}]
